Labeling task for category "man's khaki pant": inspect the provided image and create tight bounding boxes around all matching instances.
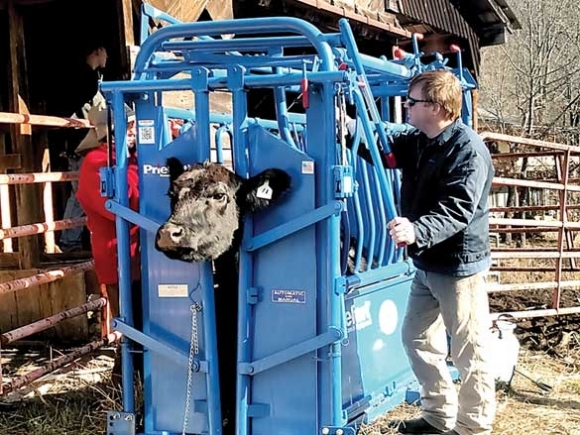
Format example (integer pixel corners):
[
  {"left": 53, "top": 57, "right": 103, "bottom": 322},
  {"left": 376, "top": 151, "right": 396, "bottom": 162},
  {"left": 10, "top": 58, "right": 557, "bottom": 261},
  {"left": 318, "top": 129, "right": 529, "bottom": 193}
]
[{"left": 402, "top": 269, "right": 496, "bottom": 435}]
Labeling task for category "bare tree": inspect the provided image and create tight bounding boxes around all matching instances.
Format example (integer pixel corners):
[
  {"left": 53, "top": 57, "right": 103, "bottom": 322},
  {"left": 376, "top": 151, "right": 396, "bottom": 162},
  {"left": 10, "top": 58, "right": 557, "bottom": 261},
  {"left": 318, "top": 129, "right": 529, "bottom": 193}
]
[{"left": 480, "top": 0, "right": 580, "bottom": 142}]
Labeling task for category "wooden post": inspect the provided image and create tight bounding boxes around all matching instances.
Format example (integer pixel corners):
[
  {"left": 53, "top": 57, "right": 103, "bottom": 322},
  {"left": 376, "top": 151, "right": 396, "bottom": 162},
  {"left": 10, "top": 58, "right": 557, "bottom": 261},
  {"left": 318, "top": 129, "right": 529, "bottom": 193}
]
[
  {"left": 116, "top": 0, "right": 136, "bottom": 79},
  {"left": 0, "top": 154, "right": 20, "bottom": 254},
  {"left": 7, "top": 0, "right": 40, "bottom": 269}
]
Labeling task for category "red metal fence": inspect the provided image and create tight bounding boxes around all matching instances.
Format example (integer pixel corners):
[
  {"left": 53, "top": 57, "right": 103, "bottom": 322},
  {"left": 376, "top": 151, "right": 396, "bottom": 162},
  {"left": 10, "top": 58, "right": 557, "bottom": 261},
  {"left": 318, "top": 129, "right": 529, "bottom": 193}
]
[{"left": 0, "top": 111, "right": 117, "bottom": 396}]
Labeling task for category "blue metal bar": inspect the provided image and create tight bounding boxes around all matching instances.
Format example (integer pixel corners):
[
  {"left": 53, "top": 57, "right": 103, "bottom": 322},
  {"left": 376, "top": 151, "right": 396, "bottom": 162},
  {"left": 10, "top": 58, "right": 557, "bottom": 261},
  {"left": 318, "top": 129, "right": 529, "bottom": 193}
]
[
  {"left": 273, "top": 68, "right": 298, "bottom": 148},
  {"left": 162, "top": 34, "right": 343, "bottom": 53},
  {"left": 359, "top": 164, "right": 376, "bottom": 270},
  {"left": 229, "top": 66, "right": 252, "bottom": 435},
  {"left": 163, "top": 106, "right": 306, "bottom": 131},
  {"left": 345, "top": 260, "right": 414, "bottom": 290},
  {"left": 239, "top": 328, "right": 344, "bottom": 376},
  {"left": 243, "top": 202, "right": 343, "bottom": 252},
  {"left": 133, "top": 17, "right": 335, "bottom": 78},
  {"left": 112, "top": 319, "right": 194, "bottom": 369},
  {"left": 182, "top": 53, "right": 318, "bottom": 69},
  {"left": 200, "top": 262, "right": 223, "bottom": 435},
  {"left": 192, "top": 67, "right": 212, "bottom": 162},
  {"left": 370, "top": 167, "right": 388, "bottom": 267},
  {"left": 105, "top": 200, "right": 161, "bottom": 234},
  {"left": 347, "top": 130, "right": 365, "bottom": 273},
  {"left": 344, "top": 269, "right": 414, "bottom": 300},
  {"left": 140, "top": 3, "right": 183, "bottom": 45},
  {"left": 352, "top": 90, "right": 399, "bottom": 262},
  {"left": 102, "top": 71, "right": 346, "bottom": 93},
  {"left": 110, "top": 91, "right": 136, "bottom": 413},
  {"left": 334, "top": 48, "right": 412, "bottom": 79}
]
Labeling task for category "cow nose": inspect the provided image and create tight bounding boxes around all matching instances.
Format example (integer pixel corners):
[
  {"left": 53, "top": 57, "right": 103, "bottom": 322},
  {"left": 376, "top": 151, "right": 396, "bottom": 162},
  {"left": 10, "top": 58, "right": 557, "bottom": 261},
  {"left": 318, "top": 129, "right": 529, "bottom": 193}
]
[{"left": 156, "top": 224, "right": 184, "bottom": 248}]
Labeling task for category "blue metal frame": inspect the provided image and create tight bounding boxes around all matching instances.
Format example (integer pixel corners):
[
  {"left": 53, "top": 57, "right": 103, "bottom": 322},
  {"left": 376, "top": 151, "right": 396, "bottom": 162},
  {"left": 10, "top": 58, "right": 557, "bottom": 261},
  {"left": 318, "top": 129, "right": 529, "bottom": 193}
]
[{"left": 100, "top": 8, "right": 477, "bottom": 435}]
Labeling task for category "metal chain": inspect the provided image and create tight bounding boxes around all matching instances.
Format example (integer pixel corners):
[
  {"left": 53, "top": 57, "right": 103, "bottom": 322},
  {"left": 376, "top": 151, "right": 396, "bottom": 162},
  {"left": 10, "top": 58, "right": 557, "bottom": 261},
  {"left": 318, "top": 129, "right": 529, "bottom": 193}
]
[{"left": 182, "top": 302, "right": 201, "bottom": 435}]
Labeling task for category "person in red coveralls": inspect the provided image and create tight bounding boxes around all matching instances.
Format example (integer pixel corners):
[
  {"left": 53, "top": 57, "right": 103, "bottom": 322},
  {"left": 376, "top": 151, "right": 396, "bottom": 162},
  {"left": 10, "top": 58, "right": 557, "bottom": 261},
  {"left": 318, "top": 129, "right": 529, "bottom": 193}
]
[{"left": 75, "top": 103, "right": 140, "bottom": 330}]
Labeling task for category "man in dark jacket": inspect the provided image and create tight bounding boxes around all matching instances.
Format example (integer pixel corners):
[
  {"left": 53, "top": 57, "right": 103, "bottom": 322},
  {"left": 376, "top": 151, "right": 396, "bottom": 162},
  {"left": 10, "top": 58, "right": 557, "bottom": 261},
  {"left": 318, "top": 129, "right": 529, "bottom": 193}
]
[{"left": 386, "top": 70, "right": 496, "bottom": 435}]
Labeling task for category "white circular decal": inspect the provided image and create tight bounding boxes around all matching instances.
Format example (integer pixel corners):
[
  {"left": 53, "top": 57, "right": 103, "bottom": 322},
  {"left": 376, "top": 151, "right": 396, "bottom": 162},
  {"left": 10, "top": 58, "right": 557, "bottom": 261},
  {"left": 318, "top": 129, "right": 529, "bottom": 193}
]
[{"left": 378, "top": 300, "right": 398, "bottom": 336}]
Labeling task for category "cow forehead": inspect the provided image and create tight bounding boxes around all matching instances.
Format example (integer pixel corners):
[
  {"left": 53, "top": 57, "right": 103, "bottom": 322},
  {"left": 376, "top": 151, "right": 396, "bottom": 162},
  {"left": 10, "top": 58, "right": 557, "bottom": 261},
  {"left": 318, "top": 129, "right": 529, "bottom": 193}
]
[{"left": 176, "top": 163, "right": 239, "bottom": 190}]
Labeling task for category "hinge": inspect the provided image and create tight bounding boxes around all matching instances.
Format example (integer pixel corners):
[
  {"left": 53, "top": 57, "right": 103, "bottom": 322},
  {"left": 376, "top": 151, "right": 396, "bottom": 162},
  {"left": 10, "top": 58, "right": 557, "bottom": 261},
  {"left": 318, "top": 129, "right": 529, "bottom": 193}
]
[
  {"left": 106, "top": 411, "right": 135, "bottom": 435},
  {"left": 247, "top": 287, "right": 260, "bottom": 305}
]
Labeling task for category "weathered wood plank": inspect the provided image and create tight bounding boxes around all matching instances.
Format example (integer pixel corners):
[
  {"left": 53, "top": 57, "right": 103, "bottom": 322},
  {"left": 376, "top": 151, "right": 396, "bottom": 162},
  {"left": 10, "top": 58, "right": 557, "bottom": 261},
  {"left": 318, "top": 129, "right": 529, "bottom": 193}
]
[
  {"left": 0, "top": 154, "right": 21, "bottom": 171},
  {"left": 206, "top": 0, "right": 233, "bottom": 20},
  {"left": 0, "top": 269, "right": 88, "bottom": 342},
  {"left": 0, "top": 111, "right": 91, "bottom": 128},
  {"left": 7, "top": 0, "right": 40, "bottom": 269},
  {"left": 146, "top": 0, "right": 209, "bottom": 23}
]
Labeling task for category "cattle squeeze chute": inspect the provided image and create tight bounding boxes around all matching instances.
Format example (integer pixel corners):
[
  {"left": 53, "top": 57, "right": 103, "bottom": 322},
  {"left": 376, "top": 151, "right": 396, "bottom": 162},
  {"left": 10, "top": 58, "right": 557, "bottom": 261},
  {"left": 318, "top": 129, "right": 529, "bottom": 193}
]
[{"left": 99, "top": 8, "right": 476, "bottom": 435}]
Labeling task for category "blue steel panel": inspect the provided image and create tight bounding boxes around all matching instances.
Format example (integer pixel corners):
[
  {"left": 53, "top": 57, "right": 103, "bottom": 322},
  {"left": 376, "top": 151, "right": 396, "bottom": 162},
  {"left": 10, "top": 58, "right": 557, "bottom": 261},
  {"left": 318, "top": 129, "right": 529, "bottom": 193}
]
[
  {"left": 341, "top": 275, "right": 417, "bottom": 424},
  {"left": 244, "top": 125, "right": 318, "bottom": 435},
  {"left": 137, "top": 117, "right": 214, "bottom": 434}
]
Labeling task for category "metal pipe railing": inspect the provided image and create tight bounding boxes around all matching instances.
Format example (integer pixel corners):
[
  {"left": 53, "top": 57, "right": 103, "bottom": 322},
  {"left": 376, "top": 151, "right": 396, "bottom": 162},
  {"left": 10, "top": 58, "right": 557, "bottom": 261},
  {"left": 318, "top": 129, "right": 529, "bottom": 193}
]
[
  {"left": 1, "top": 297, "right": 106, "bottom": 345},
  {"left": 0, "top": 217, "right": 86, "bottom": 240},
  {"left": 0, "top": 261, "right": 94, "bottom": 296}
]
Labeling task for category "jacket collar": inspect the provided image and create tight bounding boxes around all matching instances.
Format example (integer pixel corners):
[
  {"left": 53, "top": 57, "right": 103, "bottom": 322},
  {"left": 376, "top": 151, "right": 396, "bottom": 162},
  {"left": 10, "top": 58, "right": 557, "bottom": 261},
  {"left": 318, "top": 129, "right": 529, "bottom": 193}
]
[{"left": 426, "top": 118, "right": 462, "bottom": 147}]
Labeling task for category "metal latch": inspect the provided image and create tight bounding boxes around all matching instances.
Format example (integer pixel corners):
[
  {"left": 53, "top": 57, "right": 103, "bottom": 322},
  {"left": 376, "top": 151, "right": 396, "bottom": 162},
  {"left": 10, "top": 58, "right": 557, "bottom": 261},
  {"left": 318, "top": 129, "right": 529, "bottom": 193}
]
[
  {"left": 99, "top": 167, "right": 115, "bottom": 198},
  {"left": 333, "top": 165, "right": 354, "bottom": 198}
]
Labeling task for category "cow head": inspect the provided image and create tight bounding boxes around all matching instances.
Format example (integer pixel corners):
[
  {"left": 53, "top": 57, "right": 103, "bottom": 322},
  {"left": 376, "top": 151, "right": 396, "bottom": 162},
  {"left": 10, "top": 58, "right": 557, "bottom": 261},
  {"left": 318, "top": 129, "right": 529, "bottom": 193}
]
[{"left": 155, "top": 158, "right": 291, "bottom": 262}]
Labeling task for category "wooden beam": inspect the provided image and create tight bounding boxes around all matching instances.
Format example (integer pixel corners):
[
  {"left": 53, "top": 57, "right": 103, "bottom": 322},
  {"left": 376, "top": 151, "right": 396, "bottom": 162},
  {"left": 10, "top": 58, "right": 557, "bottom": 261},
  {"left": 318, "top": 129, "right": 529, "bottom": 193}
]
[
  {"left": 8, "top": 0, "right": 40, "bottom": 269},
  {"left": 0, "top": 253, "right": 19, "bottom": 269},
  {"left": 146, "top": 0, "right": 210, "bottom": 23},
  {"left": 0, "top": 154, "right": 21, "bottom": 171},
  {"left": 206, "top": 0, "right": 233, "bottom": 21},
  {"left": 0, "top": 111, "right": 91, "bottom": 128},
  {"left": 117, "top": 0, "right": 136, "bottom": 79}
]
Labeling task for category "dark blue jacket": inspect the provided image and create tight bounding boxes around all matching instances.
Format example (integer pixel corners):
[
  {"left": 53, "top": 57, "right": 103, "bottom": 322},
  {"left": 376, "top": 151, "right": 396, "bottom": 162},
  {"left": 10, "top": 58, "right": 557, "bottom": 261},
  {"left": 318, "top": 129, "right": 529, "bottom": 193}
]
[{"left": 390, "top": 119, "right": 494, "bottom": 276}]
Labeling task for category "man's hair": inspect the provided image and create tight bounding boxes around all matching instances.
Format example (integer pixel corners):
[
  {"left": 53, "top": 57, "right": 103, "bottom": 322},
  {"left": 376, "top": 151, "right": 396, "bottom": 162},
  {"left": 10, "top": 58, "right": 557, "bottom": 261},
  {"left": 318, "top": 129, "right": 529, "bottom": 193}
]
[
  {"left": 82, "top": 40, "right": 106, "bottom": 57},
  {"left": 409, "top": 70, "right": 462, "bottom": 121}
]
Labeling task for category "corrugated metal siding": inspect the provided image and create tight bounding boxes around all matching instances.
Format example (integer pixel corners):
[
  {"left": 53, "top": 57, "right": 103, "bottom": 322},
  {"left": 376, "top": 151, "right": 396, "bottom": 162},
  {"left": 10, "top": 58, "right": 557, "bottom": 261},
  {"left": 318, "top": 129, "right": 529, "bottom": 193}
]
[
  {"left": 399, "top": 0, "right": 472, "bottom": 40},
  {"left": 398, "top": 0, "right": 481, "bottom": 75}
]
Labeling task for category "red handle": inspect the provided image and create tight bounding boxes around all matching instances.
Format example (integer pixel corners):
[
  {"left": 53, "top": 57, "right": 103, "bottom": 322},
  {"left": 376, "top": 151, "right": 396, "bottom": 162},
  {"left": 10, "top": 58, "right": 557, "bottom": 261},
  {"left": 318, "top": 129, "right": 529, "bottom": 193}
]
[{"left": 301, "top": 78, "right": 309, "bottom": 109}]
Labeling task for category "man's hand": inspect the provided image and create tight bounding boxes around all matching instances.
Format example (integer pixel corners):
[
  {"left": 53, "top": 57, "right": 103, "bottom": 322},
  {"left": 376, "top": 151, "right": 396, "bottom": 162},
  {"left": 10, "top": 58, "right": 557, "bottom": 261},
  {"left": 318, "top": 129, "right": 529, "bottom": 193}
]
[
  {"left": 387, "top": 216, "right": 416, "bottom": 246},
  {"left": 169, "top": 119, "right": 183, "bottom": 139}
]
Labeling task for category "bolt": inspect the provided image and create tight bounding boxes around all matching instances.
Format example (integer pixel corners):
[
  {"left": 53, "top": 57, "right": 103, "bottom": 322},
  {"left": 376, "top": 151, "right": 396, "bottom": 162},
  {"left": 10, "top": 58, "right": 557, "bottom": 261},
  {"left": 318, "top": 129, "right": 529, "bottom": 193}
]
[
  {"left": 321, "top": 428, "right": 330, "bottom": 435},
  {"left": 125, "top": 414, "right": 133, "bottom": 421},
  {"left": 111, "top": 412, "right": 121, "bottom": 420},
  {"left": 337, "top": 430, "right": 344, "bottom": 435}
]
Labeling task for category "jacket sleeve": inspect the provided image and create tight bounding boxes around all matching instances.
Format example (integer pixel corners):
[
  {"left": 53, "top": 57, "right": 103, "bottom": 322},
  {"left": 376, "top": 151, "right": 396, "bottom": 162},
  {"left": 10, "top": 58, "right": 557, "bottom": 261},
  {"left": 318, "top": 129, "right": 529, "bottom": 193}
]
[{"left": 412, "top": 145, "right": 491, "bottom": 250}]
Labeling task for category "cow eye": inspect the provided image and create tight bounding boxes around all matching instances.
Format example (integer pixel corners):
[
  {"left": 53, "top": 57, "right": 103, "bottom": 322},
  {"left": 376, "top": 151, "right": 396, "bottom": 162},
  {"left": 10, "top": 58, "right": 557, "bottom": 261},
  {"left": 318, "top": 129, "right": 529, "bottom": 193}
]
[{"left": 213, "top": 193, "right": 226, "bottom": 201}]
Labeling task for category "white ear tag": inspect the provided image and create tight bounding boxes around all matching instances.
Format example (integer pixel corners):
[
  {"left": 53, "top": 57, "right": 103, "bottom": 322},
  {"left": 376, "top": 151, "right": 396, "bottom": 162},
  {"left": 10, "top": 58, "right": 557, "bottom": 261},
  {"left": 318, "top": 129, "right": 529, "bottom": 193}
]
[{"left": 256, "top": 180, "right": 273, "bottom": 200}]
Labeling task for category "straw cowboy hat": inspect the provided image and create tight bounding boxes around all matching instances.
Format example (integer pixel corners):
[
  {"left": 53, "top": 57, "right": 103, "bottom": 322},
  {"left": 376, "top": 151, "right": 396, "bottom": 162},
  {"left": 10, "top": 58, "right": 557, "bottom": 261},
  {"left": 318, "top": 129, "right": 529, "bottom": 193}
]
[{"left": 75, "top": 102, "right": 135, "bottom": 154}]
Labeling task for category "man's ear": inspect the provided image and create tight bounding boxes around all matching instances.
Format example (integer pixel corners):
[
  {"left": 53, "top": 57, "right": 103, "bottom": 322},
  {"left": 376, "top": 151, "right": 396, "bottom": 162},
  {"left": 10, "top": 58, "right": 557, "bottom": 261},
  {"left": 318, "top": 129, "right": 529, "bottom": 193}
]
[{"left": 237, "top": 168, "right": 291, "bottom": 213}]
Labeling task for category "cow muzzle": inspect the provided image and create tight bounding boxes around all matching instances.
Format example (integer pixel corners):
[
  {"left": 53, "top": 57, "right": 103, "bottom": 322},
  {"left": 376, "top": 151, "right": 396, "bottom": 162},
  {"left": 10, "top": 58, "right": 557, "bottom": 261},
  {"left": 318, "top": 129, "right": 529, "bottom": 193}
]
[{"left": 156, "top": 222, "right": 185, "bottom": 250}]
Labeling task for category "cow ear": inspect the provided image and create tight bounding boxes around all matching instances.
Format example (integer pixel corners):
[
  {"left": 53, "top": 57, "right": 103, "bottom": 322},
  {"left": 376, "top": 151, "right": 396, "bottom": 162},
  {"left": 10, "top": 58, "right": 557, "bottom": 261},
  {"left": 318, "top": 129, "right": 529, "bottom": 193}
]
[
  {"left": 166, "top": 157, "right": 185, "bottom": 183},
  {"left": 239, "top": 168, "right": 291, "bottom": 213}
]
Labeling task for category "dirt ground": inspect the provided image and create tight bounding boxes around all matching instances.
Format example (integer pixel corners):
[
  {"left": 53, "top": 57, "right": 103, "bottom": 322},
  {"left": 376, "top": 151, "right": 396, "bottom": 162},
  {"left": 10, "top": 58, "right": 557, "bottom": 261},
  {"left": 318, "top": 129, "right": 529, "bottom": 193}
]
[
  {"left": 2, "top": 247, "right": 580, "bottom": 435},
  {"left": 1, "top": 315, "right": 580, "bottom": 435}
]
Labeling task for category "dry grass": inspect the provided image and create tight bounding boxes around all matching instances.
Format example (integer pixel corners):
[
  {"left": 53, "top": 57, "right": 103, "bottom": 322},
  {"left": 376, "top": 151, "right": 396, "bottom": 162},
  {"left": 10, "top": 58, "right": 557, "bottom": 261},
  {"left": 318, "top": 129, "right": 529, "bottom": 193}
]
[
  {"left": 1, "top": 347, "right": 580, "bottom": 434},
  {"left": 0, "top": 348, "right": 140, "bottom": 435},
  {"left": 359, "top": 348, "right": 580, "bottom": 435}
]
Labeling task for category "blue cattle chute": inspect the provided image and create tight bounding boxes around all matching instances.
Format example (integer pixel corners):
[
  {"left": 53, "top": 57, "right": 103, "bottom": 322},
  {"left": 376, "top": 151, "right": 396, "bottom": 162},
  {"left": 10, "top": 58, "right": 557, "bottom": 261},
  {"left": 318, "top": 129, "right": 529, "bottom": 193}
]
[{"left": 99, "top": 6, "right": 476, "bottom": 435}]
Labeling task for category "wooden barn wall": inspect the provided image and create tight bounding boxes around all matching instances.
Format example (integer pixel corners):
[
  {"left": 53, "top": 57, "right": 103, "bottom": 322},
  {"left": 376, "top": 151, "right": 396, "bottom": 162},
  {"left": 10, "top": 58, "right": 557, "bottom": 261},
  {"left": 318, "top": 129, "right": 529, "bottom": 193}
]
[{"left": 0, "top": 270, "right": 97, "bottom": 342}]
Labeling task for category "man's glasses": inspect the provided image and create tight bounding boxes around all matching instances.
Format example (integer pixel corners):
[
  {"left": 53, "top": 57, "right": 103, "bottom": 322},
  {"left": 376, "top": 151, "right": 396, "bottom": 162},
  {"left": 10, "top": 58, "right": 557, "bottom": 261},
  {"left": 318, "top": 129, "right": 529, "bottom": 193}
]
[{"left": 405, "top": 96, "right": 433, "bottom": 107}]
